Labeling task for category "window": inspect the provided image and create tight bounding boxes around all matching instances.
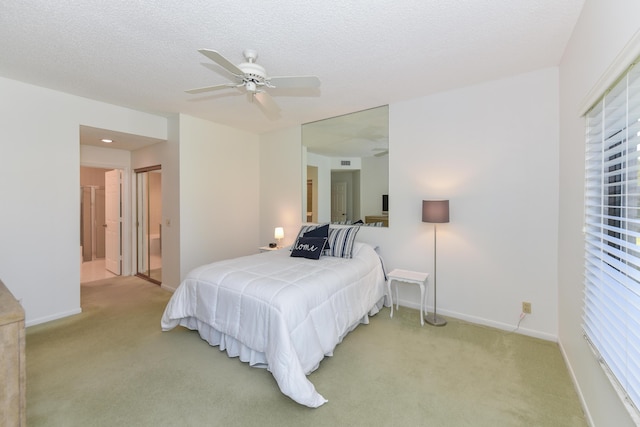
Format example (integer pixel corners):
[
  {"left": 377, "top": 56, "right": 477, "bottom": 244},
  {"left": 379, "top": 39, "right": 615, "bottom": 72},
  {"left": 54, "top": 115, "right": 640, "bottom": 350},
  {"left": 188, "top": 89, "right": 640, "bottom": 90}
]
[{"left": 584, "top": 60, "right": 640, "bottom": 418}]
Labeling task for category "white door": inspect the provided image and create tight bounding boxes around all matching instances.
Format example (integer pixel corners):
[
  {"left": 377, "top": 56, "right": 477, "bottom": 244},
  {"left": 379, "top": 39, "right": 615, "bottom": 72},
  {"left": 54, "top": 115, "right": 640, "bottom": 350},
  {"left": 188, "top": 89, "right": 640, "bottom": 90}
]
[
  {"left": 105, "top": 169, "right": 121, "bottom": 275},
  {"left": 331, "top": 181, "right": 347, "bottom": 222}
]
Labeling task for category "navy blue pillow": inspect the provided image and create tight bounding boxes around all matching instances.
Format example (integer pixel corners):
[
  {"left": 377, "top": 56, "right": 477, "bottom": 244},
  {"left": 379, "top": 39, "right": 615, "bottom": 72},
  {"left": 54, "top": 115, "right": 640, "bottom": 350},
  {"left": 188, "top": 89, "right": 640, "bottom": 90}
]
[
  {"left": 291, "top": 225, "right": 318, "bottom": 251},
  {"left": 290, "top": 237, "right": 327, "bottom": 260},
  {"left": 303, "top": 223, "right": 330, "bottom": 251}
]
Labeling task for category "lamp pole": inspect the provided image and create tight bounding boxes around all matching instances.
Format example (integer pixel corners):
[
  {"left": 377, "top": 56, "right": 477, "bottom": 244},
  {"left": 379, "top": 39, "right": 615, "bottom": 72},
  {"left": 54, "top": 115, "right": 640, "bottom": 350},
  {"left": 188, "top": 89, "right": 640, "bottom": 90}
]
[{"left": 422, "top": 200, "right": 449, "bottom": 327}]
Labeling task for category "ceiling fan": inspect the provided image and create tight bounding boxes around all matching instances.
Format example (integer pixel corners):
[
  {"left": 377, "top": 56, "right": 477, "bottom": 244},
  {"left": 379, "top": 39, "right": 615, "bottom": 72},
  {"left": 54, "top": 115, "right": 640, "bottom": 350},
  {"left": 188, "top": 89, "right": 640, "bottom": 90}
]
[{"left": 186, "top": 49, "right": 321, "bottom": 116}]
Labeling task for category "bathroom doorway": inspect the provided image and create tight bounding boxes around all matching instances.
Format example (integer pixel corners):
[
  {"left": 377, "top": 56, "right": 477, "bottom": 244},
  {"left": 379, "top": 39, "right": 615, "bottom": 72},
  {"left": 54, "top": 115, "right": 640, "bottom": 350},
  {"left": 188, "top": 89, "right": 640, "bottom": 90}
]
[
  {"left": 135, "top": 165, "right": 162, "bottom": 284},
  {"left": 80, "top": 166, "right": 121, "bottom": 282}
]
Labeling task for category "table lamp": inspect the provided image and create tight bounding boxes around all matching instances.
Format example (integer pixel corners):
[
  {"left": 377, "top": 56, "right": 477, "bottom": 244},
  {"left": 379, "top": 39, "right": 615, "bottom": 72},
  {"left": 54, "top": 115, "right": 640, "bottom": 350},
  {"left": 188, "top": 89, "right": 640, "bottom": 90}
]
[{"left": 274, "top": 227, "right": 284, "bottom": 248}]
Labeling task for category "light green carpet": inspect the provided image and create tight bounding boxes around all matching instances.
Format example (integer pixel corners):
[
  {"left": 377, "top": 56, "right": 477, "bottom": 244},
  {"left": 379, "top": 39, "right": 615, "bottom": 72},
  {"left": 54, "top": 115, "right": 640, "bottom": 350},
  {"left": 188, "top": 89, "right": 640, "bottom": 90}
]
[{"left": 26, "top": 276, "right": 587, "bottom": 426}]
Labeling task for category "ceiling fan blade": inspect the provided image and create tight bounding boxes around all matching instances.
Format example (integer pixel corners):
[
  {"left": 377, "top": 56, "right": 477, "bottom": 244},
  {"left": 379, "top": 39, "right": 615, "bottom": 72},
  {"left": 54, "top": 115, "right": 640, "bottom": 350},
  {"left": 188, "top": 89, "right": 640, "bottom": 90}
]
[
  {"left": 254, "top": 91, "right": 281, "bottom": 117},
  {"left": 185, "top": 83, "right": 237, "bottom": 94},
  {"left": 197, "top": 49, "right": 243, "bottom": 76},
  {"left": 268, "top": 76, "right": 321, "bottom": 89}
]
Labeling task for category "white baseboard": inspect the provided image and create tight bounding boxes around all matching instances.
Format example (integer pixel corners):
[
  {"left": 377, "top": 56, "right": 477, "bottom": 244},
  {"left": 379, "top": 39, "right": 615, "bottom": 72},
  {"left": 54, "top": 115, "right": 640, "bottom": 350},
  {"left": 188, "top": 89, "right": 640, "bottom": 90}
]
[
  {"left": 26, "top": 281, "right": 175, "bottom": 327},
  {"left": 161, "top": 283, "right": 177, "bottom": 293},
  {"left": 558, "top": 341, "right": 595, "bottom": 427},
  {"left": 26, "top": 308, "right": 82, "bottom": 327},
  {"left": 394, "top": 298, "right": 558, "bottom": 342}
]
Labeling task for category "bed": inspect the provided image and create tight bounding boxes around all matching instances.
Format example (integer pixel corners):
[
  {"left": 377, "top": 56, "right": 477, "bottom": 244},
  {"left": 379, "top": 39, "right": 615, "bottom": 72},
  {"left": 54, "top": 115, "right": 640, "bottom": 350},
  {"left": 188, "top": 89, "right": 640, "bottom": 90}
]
[{"left": 160, "top": 226, "right": 387, "bottom": 408}]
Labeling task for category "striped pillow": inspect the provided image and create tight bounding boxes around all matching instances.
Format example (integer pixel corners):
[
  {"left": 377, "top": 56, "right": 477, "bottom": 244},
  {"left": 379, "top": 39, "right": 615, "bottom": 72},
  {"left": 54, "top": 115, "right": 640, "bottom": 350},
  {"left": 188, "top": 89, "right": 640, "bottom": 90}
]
[{"left": 326, "top": 226, "right": 360, "bottom": 259}]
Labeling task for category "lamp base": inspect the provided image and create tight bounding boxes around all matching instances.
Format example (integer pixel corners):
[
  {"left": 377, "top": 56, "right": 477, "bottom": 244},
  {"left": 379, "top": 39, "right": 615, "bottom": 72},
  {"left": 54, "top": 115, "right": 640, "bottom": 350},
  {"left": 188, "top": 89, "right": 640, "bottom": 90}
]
[{"left": 424, "top": 313, "right": 447, "bottom": 327}]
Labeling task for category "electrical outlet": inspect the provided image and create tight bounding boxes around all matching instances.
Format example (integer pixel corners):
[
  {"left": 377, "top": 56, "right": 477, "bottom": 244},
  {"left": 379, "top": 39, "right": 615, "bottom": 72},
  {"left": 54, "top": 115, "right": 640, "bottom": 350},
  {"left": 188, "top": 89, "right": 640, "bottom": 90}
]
[{"left": 522, "top": 301, "right": 532, "bottom": 314}]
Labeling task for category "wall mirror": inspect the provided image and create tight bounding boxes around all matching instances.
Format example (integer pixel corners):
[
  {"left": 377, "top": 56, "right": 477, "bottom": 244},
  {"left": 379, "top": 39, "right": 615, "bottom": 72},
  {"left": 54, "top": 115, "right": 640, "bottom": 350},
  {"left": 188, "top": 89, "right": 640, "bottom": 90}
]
[{"left": 302, "top": 105, "right": 389, "bottom": 227}]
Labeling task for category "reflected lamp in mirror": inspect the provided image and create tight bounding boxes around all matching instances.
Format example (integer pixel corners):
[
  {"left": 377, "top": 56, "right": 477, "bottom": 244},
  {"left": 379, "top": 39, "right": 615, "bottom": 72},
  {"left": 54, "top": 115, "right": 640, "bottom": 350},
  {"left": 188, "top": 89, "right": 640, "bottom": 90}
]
[{"left": 274, "top": 227, "right": 284, "bottom": 248}]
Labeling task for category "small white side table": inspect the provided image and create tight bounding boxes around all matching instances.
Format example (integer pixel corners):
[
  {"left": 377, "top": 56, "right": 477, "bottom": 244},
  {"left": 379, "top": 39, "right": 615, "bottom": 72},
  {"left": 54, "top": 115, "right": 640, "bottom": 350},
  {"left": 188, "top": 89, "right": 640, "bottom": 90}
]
[
  {"left": 259, "top": 246, "right": 279, "bottom": 253},
  {"left": 387, "top": 269, "right": 429, "bottom": 326}
]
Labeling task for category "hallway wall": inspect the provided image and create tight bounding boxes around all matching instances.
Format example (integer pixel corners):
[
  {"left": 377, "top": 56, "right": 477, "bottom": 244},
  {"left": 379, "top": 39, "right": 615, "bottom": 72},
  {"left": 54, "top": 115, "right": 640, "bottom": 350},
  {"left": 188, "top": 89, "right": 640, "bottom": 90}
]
[{"left": 0, "top": 75, "right": 167, "bottom": 326}]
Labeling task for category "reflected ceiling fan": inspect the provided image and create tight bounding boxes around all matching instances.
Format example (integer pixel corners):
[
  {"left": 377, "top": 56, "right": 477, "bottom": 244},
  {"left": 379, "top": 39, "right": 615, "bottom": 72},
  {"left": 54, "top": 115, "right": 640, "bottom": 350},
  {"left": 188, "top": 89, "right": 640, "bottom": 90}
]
[{"left": 186, "top": 49, "right": 321, "bottom": 116}]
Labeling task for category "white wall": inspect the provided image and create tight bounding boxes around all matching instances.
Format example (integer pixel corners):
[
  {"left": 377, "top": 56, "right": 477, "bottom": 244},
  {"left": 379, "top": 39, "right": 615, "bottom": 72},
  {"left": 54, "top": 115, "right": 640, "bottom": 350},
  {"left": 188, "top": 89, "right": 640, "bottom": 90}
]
[
  {"left": 177, "top": 114, "right": 260, "bottom": 282},
  {"left": 0, "top": 76, "right": 167, "bottom": 325},
  {"left": 259, "top": 126, "right": 303, "bottom": 248},
  {"left": 389, "top": 68, "right": 560, "bottom": 339},
  {"left": 131, "top": 131, "right": 181, "bottom": 290},
  {"left": 81, "top": 144, "right": 131, "bottom": 167},
  {"left": 559, "top": 1, "right": 640, "bottom": 426},
  {"left": 263, "top": 67, "right": 560, "bottom": 340}
]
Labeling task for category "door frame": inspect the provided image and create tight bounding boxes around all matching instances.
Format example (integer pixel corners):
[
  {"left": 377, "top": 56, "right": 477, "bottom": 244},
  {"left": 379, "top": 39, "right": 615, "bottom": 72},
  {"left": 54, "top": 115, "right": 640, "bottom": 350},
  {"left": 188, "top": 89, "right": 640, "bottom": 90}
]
[
  {"left": 331, "top": 180, "right": 348, "bottom": 223},
  {"left": 80, "top": 162, "right": 133, "bottom": 277},
  {"left": 134, "top": 165, "right": 162, "bottom": 285},
  {"left": 104, "top": 169, "right": 122, "bottom": 275}
]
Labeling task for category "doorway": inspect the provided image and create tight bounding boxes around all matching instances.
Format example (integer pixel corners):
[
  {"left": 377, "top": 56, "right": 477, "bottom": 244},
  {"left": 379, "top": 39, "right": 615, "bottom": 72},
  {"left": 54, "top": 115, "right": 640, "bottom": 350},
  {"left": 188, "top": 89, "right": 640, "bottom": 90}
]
[
  {"left": 80, "top": 166, "right": 122, "bottom": 282},
  {"left": 331, "top": 181, "right": 347, "bottom": 223},
  {"left": 135, "top": 166, "right": 162, "bottom": 284}
]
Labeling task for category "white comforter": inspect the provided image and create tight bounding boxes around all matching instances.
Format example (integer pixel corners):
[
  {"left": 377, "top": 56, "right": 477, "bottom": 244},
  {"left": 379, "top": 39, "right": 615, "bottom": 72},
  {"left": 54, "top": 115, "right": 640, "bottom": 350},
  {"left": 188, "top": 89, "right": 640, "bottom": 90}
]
[{"left": 161, "top": 242, "right": 386, "bottom": 407}]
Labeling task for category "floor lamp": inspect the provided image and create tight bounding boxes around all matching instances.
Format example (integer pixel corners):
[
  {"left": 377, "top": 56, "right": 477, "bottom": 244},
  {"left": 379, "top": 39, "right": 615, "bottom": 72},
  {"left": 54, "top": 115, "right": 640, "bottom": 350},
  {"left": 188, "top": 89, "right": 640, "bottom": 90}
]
[{"left": 422, "top": 200, "right": 449, "bottom": 327}]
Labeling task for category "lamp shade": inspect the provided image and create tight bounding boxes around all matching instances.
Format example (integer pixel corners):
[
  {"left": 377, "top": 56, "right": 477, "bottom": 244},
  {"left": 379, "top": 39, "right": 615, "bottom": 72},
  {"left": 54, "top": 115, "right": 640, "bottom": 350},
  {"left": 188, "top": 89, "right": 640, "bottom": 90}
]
[
  {"left": 274, "top": 227, "right": 284, "bottom": 240},
  {"left": 422, "top": 200, "right": 450, "bottom": 223}
]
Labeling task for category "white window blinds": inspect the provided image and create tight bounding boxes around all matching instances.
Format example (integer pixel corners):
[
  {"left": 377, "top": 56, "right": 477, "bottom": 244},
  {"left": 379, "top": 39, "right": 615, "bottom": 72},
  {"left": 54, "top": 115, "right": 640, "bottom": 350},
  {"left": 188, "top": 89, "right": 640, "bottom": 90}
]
[{"left": 584, "top": 60, "right": 640, "bottom": 418}]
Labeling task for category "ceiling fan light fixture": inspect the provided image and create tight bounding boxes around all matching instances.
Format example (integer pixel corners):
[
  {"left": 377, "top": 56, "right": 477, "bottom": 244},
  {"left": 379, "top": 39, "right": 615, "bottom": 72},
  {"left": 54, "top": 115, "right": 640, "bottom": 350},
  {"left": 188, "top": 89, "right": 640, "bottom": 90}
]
[
  {"left": 186, "top": 48, "right": 321, "bottom": 117},
  {"left": 239, "top": 62, "right": 266, "bottom": 79}
]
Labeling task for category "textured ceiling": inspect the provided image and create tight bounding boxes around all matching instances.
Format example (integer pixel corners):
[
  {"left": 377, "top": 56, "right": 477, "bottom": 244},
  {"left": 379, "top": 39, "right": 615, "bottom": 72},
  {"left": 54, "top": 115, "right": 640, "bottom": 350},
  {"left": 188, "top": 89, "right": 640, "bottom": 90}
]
[{"left": 1, "top": 0, "right": 585, "bottom": 139}]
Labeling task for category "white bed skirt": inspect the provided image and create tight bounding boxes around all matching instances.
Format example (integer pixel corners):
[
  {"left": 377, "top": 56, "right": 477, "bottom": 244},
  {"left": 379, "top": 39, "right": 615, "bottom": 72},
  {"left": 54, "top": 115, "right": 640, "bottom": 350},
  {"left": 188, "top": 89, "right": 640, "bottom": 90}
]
[{"left": 177, "top": 296, "right": 385, "bottom": 375}]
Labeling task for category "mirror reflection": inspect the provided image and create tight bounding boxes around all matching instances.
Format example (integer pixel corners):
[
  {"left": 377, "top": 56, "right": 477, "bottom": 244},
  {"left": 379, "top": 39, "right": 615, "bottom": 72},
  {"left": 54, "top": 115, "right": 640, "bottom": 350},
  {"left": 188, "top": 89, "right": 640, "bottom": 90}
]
[
  {"left": 136, "top": 166, "right": 162, "bottom": 284},
  {"left": 302, "top": 105, "right": 389, "bottom": 227}
]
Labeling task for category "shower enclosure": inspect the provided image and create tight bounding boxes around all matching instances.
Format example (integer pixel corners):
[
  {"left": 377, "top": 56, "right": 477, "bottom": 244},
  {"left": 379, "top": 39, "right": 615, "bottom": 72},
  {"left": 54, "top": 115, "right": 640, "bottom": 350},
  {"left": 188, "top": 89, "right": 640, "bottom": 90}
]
[
  {"left": 136, "top": 166, "right": 162, "bottom": 284},
  {"left": 80, "top": 185, "right": 106, "bottom": 262}
]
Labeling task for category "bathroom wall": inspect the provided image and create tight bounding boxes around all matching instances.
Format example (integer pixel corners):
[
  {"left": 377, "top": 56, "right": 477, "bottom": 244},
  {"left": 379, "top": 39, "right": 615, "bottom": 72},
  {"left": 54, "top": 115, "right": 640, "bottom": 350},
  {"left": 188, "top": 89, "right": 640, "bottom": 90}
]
[{"left": 80, "top": 166, "right": 111, "bottom": 261}]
